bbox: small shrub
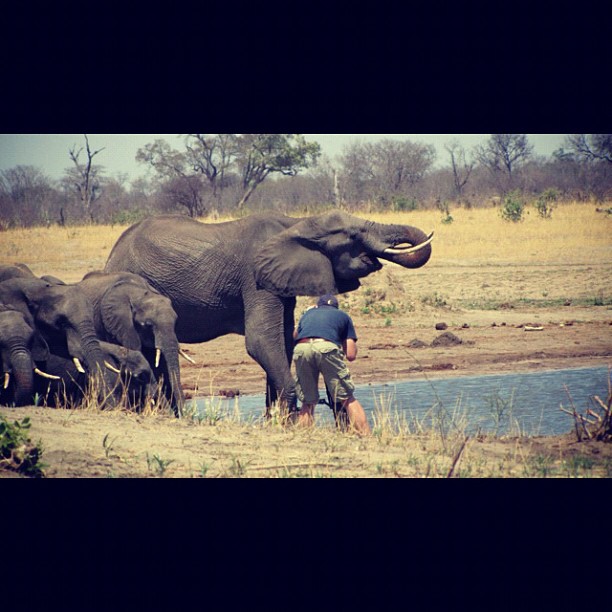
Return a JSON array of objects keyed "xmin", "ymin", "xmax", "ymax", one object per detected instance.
[
  {"xmin": 421, "ymin": 292, "xmax": 449, "ymax": 308},
  {"xmin": 500, "ymin": 191, "xmax": 526, "ymax": 223},
  {"xmin": 535, "ymin": 189, "xmax": 558, "ymax": 219},
  {"xmin": 437, "ymin": 200, "xmax": 454, "ymax": 224},
  {"xmin": 146, "ymin": 452, "xmax": 175, "ymax": 477},
  {"xmin": 0, "ymin": 416, "xmax": 45, "ymax": 478}
]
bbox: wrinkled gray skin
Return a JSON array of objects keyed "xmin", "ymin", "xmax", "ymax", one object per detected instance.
[
  {"xmin": 0, "ymin": 304, "xmax": 50, "ymax": 406},
  {"xmin": 76, "ymin": 271, "xmax": 183, "ymax": 416},
  {"xmin": 105, "ymin": 210, "xmax": 433, "ymax": 412},
  {"xmin": 0, "ymin": 263, "xmax": 37, "ymax": 283},
  {"xmin": 0, "ymin": 278, "xmax": 116, "ymax": 404},
  {"xmin": 35, "ymin": 341, "xmax": 158, "ymax": 409},
  {"xmin": 0, "ymin": 263, "xmax": 66, "ymax": 286}
]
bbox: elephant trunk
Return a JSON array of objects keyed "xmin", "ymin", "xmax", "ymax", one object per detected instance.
[
  {"xmin": 9, "ymin": 347, "xmax": 35, "ymax": 406},
  {"xmin": 369, "ymin": 224, "xmax": 433, "ymax": 269},
  {"xmin": 154, "ymin": 333, "xmax": 185, "ymax": 417},
  {"xmin": 68, "ymin": 323, "xmax": 117, "ymax": 401}
]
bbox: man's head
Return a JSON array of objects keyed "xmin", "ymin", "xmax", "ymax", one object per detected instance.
[{"xmin": 317, "ymin": 294, "xmax": 339, "ymax": 308}]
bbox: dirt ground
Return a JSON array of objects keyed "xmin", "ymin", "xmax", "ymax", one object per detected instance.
[{"xmin": 178, "ymin": 309, "xmax": 612, "ymax": 399}]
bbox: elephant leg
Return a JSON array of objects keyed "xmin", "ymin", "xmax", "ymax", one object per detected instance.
[
  {"xmin": 247, "ymin": 337, "xmax": 296, "ymax": 418},
  {"xmin": 244, "ymin": 296, "xmax": 297, "ymax": 419},
  {"xmin": 266, "ymin": 375, "xmax": 278, "ymax": 415}
]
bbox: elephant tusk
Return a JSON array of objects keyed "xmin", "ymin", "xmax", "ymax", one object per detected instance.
[
  {"xmin": 179, "ymin": 348, "xmax": 196, "ymax": 364},
  {"xmin": 104, "ymin": 361, "xmax": 122, "ymax": 375},
  {"xmin": 384, "ymin": 232, "xmax": 434, "ymax": 255},
  {"xmin": 155, "ymin": 348, "xmax": 161, "ymax": 369},
  {"xmin": 34, "ymin": 368, "xmax": 62, "ymax": 381},
  {"xmin": 3, "ymin": 372, "xmax": 9, "ymax": 389},
  {"xmin": 73, "ymin": 357, "xmax": 86, "ymax": 374}
]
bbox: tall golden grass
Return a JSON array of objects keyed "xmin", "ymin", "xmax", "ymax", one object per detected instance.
[{"xmin": 1, "ymin": 203, "xmax": 610, "ymax": 282}]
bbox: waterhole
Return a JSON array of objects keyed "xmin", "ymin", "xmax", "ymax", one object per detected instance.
[{"xmin": 195, "ymin": 366, "xmax": 610, "ymax": 436}]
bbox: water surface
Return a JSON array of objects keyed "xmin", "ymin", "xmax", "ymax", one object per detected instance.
[{"xmin": 195, "ymin": 366, "xmax": 610, "ymax": 436}]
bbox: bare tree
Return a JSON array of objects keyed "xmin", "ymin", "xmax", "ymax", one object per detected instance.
[
  {"xmin": 338, "ymin": 139, "xmax": 436, "ymax": 207},
  {"xmin": 475, "ymin": 134, "xmax": 533, "ymax": 195},
  {"xmin": 445, "ymin": 140, "xmax": 474, "ymax": 200},
  {"xmin": 183, "ymin": 134, "xmax": 238, "ymax": 215},
  {"xmin": 136, "ymin": 139, "xmax": 207, "ymax": 217},
  {"xmin": 0, "ymin": 165, "xmax": 57, "ymax": 227},
  {"xmin": 558, "ymin": 134, "xmax": 612, "ymax": 164},
  {"xmin": 67, "ymin": 134, "xmax": 105, "ymax": 222}
]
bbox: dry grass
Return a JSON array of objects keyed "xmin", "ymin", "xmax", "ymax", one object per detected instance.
[
  {"xmin": 6, "ymin": 391, "xmax": 612, "ymax": 477},
  {"xmin": 366, "ymin": 202, "xmax": 612, "ymax": 264},
  {"xmin": 1, "ymin": 225, "xmax": 126, "ymax": 282}
]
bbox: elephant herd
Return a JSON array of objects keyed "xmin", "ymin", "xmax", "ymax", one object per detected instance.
[
  {"xmin": 1, "ymin": 210, "xmax": 433, "ymax": 418},
  {"xmin": 0, "ymin": 264, "xmax": 185, "ymax": 415}
]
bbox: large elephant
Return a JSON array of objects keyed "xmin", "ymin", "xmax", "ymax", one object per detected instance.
[
  {"xmin": 0, "ymin": 304, "xmax": 57, "ymax": 406},
  {"xmin": 0, "ymin": 277, "xmax": 117, "ymax": 403},
  {"xmin": 35, "ymin": 341, "xmax": 158, "ymax": 410},
  {"xmin": 105, "ymin": 210, "xmax": 433, "ymax": 412},
  {"xmin": 76, "ymin": 271, "xmax": 184, "ymax": 415}
]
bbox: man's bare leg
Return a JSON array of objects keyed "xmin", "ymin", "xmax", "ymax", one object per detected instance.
[
  {"xmin": 344, "ymin": 397, "xmax": 371, "ymax": 435},
  {"xmin": 297, "ymin": 403, "xmax": 316, "ymax": 428}
]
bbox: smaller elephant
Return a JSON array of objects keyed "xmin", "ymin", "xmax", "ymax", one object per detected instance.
[
  {"xmin": 0, "ymin": 304, "xmax": 58, "ymax": 407},
  {"xmin": 77, "ymin": 271, "xmax": 185, "ymax": 416},
  {"xmin": 35, "ymin": 341, "xmax": 158, "ymax": 410}
]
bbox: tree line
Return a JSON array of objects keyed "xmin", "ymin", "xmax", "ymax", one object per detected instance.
[{"xmin": 1, "ymin": 134, "xmax": 611, "ymax": 228}]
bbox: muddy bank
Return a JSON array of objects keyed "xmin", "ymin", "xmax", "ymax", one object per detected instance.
[{"xmin": 178, "ymin": 315, "xmax": 612, "ymax": 399}]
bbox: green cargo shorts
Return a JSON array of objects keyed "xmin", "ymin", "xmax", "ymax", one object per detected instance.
[{"xmin": 292, "ymin": 339, "xmax": 356, "ymax": 405}]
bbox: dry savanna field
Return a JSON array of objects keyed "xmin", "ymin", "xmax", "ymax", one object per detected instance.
[{"xmin": 1, "ymin": 203, "xmax": 611, "ymax": 478}]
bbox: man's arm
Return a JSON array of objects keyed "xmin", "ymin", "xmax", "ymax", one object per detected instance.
[{"xmin": 343, "ymin": 338, "xmax": 358, "ymax": 362}]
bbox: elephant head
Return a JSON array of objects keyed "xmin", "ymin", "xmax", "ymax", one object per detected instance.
[
  {"xmin": 0, "ymin": 278, "xmax": 116, "ymax": 401},
  {"xmin": 98, "ymin": 341, "xmax": 158, "ymax": 409},
  {"xmin": 80, "ymin": 273, "xmax": 184, "ymax": 416},
  {"xmin": 0, "ymin": 304, "xmax": 53, "ymax": 406},
  {"xmin": 253, "ymin": 210, "xmax": 433, "ymax": 297}
]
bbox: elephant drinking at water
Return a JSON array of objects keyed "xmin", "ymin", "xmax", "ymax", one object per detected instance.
[
  {"xmin": 105, "ymin": 210, "xmax": 433, "ymax": 413},
  {"xmin": 34, "ymin": 340, "xmax": 158, "ymax": 409},
  {"xmin": 0, "ymin": 304, "xmax": 57, "ymax": 406},
  {"xmin": 0, "ymin": 277, "xmax": 117, "ymax": 403},
  {"xmin": 76, "ymin": 271, "xmax": 184, "ymax": 416}
]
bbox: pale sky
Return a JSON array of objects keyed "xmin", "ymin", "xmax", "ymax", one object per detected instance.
[{"xmin": 0, "ymin": 134, "xmax": 568, "ymax": 184}]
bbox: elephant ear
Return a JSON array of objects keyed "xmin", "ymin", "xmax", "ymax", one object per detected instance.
[
  {"xmin": 100, "ymin": 287, "xmax": 142, "ymax": 351},
  {"xmin": 253, "ymin": 222, "xmax": 338, "ymax": 297}
]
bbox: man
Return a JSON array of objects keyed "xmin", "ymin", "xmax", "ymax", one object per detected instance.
[{"xmin": 292, "ymin": 294, "xmax": 371, "ymax": 435}]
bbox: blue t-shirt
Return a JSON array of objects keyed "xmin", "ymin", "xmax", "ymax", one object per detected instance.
[{"xmin": 295, "ymin": 306, "xmax": 357, "ymax": 347}]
